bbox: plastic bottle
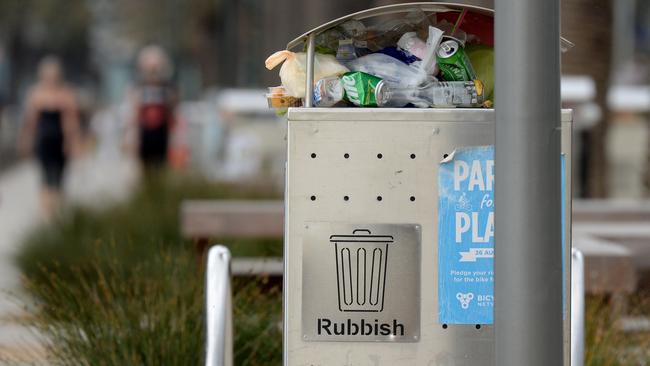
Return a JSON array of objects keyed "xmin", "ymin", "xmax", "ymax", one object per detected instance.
[{"xmin": 377, "ymin": 80, "xmax": 485, "ymax": 108}]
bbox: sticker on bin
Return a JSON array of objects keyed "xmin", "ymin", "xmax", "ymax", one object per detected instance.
[
  {"xmin": 301, "ymin": 223, "xmax": 421, "ymax": 342},
  {"xmin": 438, "ymin": 145, "xmax": 494, "ymax": 325},
  {"xmin": 437, "ymin": 148, "xmax": 568, "ymax": 325}
]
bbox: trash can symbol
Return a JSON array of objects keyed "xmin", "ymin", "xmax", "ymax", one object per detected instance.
[{"xmin": 330, "ymin": 229, "xmax": 394, "ymax": 312}]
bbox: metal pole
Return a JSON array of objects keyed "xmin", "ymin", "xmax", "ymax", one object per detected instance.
[
  {"xmin": 205, "ymin": 245, "xmax": 233, "ymax": 366},
  {"xmin": 304, "ymin": 33, "xmax": 316, "ymax": 107},
  {"xmin": 494, "ymin": 0, "xmax": 563, "ymax": 365},
  {"xmin": 571, "ymin": 249, "xmax": 585, "ymax": 366}
]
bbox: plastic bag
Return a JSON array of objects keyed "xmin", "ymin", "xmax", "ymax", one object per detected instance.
[
  {"xmin": 418, "ymin": 26, "xmax": 444, "ymax": 76},
  {"xmin": 363, "ymin": 9, "xmax": 431, "ymax": 51},
  {"xmin": 346, "ymin": 26, "xmax": 442, "ymax": 89},
  {"xmin": 265, "ymin": 50, "xmax": 349, "ymax": 98},
  {"xmin": 377, "ymin": 47, "xmax": 419, "ymax": 64},
  {"xmin": 347, "ymin": 53, "xmax": 430, "ymax": 89}
]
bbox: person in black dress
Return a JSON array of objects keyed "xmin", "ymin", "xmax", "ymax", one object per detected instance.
[{"xmin": 19, "ymin": 56, "xmax": 81, "ymax": 217}]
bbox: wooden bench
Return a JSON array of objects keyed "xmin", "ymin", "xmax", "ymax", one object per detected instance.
[
  {"xmin": 573, "ymin": 199, "xmax": 650, "ymax": 289},
  {"xmin": 181, "ymin": 200, "xmax": 284, "ymax": 239},
  {"xmin": 231, "ymin": 257, "xmax": 283, "ymax": 276},
  {"xmin": 181, "ymin": 200, "xmax": 284, "ymax": 275},
  {"xmin": 572, "ymin": 234, "xmax": 636, "ymax": 295},
  {"xmin": 573, "ymin": 199, "xmax": 650, "ymax": 223}
]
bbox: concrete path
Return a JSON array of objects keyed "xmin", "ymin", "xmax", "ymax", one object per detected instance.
[
  {"xmin": 0, "ymin": 154, "xmax": 137, "ymax": 364},
  {"xmin": 0, "ymin": 162, "xmax": 46, "ymax": 363}
]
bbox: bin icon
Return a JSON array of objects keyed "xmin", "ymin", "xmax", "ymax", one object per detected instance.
[{"xmin": 330, "ymin": 229, "xmax": 394, "ymax": 312}]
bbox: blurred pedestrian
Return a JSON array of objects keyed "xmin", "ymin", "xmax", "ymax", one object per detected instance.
[
  {"xmin": 127, "ymin": 45, "xmax": 177, "ymax": 169},
  {"xmin": 18, "ymin": 56, "xmax": 81, "ymax": 218}
]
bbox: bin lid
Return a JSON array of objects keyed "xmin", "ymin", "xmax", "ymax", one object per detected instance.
[
  {"xmin": 287, "ymin": 1, "xmax": 571, "ymax": 50},
  {"xmin": 330, "ymin": 229, "xmax": 394, "ymax": 243}
]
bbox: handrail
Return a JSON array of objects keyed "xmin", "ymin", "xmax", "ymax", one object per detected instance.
[
  {"xmin": 205, "ymin": 245, "xmax": 233, "ymax": 366},
  {"xmin": 571, "ymin": 249, "xmax": 585, "ymax": 366}
]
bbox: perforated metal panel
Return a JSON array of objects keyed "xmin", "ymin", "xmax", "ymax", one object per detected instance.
[{"xmin": 284, "ymin": 108, "xmax": 572, "ymax": 365}]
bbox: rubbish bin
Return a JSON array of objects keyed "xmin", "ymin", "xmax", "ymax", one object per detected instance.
[
  {"xmin": 330, "ymin": 229, "xmax": 394, "ymax": 312},
  {"xmin": 282, "ymin": 2, "xmax": 572, "ymax": 365}
]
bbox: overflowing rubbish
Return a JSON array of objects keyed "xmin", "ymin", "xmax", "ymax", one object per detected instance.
[
  {"xmin": 266, "ymin": 8, "xmax": 564, "ymax": 109},
  {"xmin": 313, "ymin": 76, "xmax": 345, "ymax": 107},
  {"xmin": 436, "ymin": 37, "xmax": 476, "ymax": 81},
  {"xmin": 265, "ymin": 50, "xmax": 348, "ymax": 97},
  {"xmin": 266, "ymin": 86, "xmax": 302, "ymax": 108},
  {"xmin": 341, "ymin": 71, "xmax": 385, "ymax": 107},
  {"xmin": 379, "ymin": 80, "xmax": 485, "ymax": 108},
  {"xmin": 346, "ymin": 53, "xmax": 431, "ymax": 89}
]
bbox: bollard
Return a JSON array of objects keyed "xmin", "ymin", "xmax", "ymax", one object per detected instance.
[
  {"xmin": 571, "ymin": 249, "xmax": 585, "ymax": 366},
  {"xmin": 205, "ymin": 245, "xmax": 233, "ymax": 366}
]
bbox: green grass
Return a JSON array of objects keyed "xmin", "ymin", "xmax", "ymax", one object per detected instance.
[
  {"xmin": 15, "ymin": 171, "xmax": 283, "ymax": 365},
  {"xmin": 24, "ymin": 250, "xmax": 205, "ymax": 365},
  {"xmin": 585, "ymin": 295, "xmax": 650, "ymax": 365}
]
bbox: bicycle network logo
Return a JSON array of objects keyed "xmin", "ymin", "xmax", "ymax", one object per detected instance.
[{"xmin": 456, "ymin": 292, "xmax": 474, "ymax": 310}]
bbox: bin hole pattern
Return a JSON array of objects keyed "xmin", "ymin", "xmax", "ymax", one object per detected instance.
[
  {"xmin": 442, "ymin": 324, "xmax": 448, "ymax": 329},
  {"xmin": 443, "ymin": 153, "xmax": 449, "ymax": 159},
  {"xmin": 309, "ymin": 152, "xmax": 420, "ymax": 202},
  {"xmin": 475, "ymin": 324, "xmax": 481, "ymax": 330}
]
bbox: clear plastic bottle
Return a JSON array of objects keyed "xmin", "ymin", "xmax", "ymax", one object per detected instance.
[{"xmin": 377, "ymin": 80, "xmax": 485, "ymax": 108}]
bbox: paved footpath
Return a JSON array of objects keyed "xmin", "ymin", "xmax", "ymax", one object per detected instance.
[
  {"xmin": 0, "ymin": 155, "xmax": 136, "ymax": 364},
  {"xmin": 0, "ymin": 162, "xmax": 46, "ymax": 363}
]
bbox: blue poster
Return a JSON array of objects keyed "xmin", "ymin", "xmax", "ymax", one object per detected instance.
[
  {"xmin": 561, "ymin": 154, "xmax": 567, "ymax": 319},
  {"xmin": 438, "ymin": 147, "xmax": 567, "ymax": 325},
  {"xmin": 438, "ymin": 146, "xmax": 494, "ymax": 324}
]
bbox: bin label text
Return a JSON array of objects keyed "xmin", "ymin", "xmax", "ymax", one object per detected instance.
[{"xmin": 302, "ymin": 223, "xmax": 421, "ymax": 342}]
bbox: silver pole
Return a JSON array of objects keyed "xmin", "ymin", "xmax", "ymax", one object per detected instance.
[
  {"xmin": 205, "ymin": 245, "xmax": 233, "ymax": 366},
  {"xmin": 304, "ymin": 33, "xmax": 316, "ymax": 107},
  {"xmin": 494, "ymin": 0, "xmax": 563, "ymax": 365},
  {"xmin": 571, "ymin": 249, "xmax": 585, "ymax": 366}
]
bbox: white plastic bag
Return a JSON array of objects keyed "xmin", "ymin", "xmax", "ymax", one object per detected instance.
[
  {"xmin": 265, "ymin": 50, "xmax": 349, "ymax": 98},
  {"xmin": 347, "ymin": 26, "xmax": 443, "ymax": 89},
  {"xmin": 347, "ymin": 53, "xmax": 430, "ymax": 89},
  {"xmin": 418, "ymin": 26, "xmax": 444, "ymax": 75}
]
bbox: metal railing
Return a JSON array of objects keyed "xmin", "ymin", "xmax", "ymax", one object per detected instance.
[
  {"xmin": 205, "ymin": 245, "xmax": 233, "ymax": 366},
  {"xmin": 571, "ymin": 248, "xmax": 585, "ymax": 366}
]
